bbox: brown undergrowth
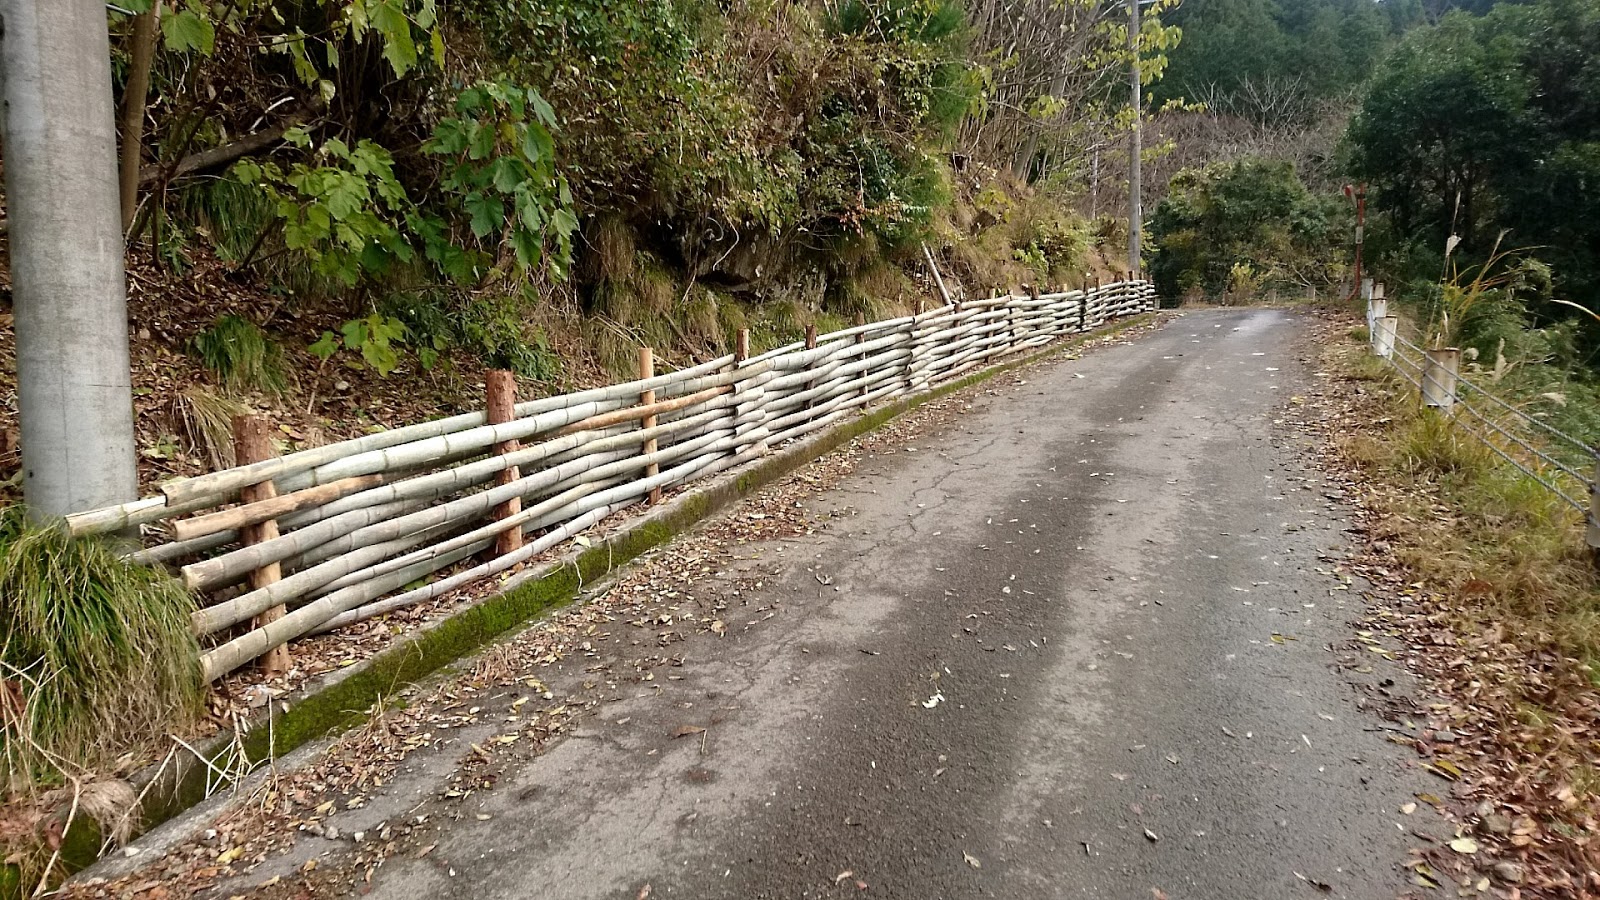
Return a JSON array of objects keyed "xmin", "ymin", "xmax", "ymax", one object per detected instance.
[{"xmin": 1307, "ymin": 308, "xmax": 1600, "ymax": 897}]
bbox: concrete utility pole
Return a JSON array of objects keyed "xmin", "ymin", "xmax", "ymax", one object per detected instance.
[
  {"xmin": 1128, "ymin": 0, "xmax": 1142, "ymax": 277},
  {"xmin": 0, "ymin": 0, "xmax": 140, "ymax": 517}
]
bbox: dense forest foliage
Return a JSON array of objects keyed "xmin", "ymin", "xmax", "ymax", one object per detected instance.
[
  {"xmin": 1346, "ymin": 0, "xmax": 1600, "ymax": 315},
  {"xmin": 79, "ymin": 0, "xmax": 1176, "ymax": 402},
  {"xmin": 0, "ymin": 0, "xmax": 1585, "ymax": 461},
  {"xmin": 1147, "ymin": 0, "xmax": 1600, "ymax": 453},
  {"xmin": 1149, "ymin": 0, "xmax": 1598, "ymax": 314}
]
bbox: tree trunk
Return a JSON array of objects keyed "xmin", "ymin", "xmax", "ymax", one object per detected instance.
[
  {"xmin": 119, "ymin": 1, "xmax": 161, "ymax": 233},
  {"xmin": 0, "ymin": 0, "xmax": 140, "ymax": 519}
]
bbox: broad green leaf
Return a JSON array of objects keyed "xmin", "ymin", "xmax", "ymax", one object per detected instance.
[
  {"xmin": 161, "ymin": 9, "xmax": 215, "ymax": 54},
  {"xmin": 341, "ymin": 319, "xmax": 368, "ymax": 347},
  {"xmin": 465, "ymin": 193, "xmax": 503, "ymax": 239},
  {"xmin": 551, "ymin": 207, "xmax": 579, "ymax": 239},
  {"xmin": 430, "ymin": 28, "xmax": 446, "ymax": 68},
  {"xmin": 370, "ymin": 0, "xmax": 418, "ymax": 76},
  {"xmin": 522, "ymin": 122, "xmax": 554, "ymax": 164},
  {"xmin": 468, "ymin": 121, "xmax": 496, "ymax": 160},
  {"xmin": 511, "ymin": 228, "xmax": 541, "ymax": 268},
  {"xmin": 308, "ymin": 331, "xmax": 341, "ymax": 360},
  {"xmin": 490, "ymin": 158, "xmax": 523, "ymax": 194},
  {"xmin": 528, "ymin": 91, "xmax": 557, "ymax": 127}
]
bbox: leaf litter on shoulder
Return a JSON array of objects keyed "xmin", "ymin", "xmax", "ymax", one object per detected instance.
[{"xmin": 1292, "ymin": 308, "xmax": 1600, "ymax": 899}]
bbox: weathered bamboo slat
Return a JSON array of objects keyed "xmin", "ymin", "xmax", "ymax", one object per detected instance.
[
  {"xmin": 194, "ymin": 423, "xmax": 747, "ymax": 634},
  {"xmin": 171, "ymin": 475, "xmax": 384, "ymax": 542},
  {"xmin": 155, "ymin": 355, "xmax": 740, "ymax": 511},
  {"xmin": 309, "ymin": 474, "xmax": 624, "ymax": 602},
  {"xmin": 199, "ymin": 438, "xmax": 755, "ymax": 679},
  {"xmin": 65, "ymin": 492, "xmax": 223, "ymax": 538},
  {"xmin": 182, "ymin": 411, "xmax": 706, "ymax": 590}
]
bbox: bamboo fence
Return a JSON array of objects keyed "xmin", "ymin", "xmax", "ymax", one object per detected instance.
[{"xmin": 66, "ymin": 280, "xmax": 1156, "ymax": 682}]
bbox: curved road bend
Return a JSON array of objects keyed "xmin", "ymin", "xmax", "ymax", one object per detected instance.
[{"xmin": 347, "ymin": 308, "xmax": 1437, "ymax": 900}]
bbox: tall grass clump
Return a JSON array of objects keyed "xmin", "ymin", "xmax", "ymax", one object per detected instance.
[
  {"xmin": 190, "ymin": 314, "xmax": 288, "ymax": 396},
  {"xmin": 1397, "ymin": 408, "xmax": 1495, "ymax": 480},
  {"xmin": 0, "ymin": 507, "xmax": 201, "ymax": 791}
]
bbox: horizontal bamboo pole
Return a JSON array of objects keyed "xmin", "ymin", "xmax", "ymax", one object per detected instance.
[
  {"xmin": 182, "ymin": 411, "xmax": 704, "ymax": 590},
  {"xmin": 309, "ymin": 474, "xmax": 623, "ymax": 602},
  {"xmin": 146, "ymin": 356, "xmax": 741, "ymax": 512},
  {"xmin": 65, "ymin": 492, "xmax": 223, "ymax": 538},
  {"xmin": 200, "ymin": 438, "xmax": 757, "ymax": 679},
  {"xmin": 171, "ymin": 475, "xmax": 382, "ymax": 542},
  {"xmin": 194, "ymin": 422, "xmax": 748, "ymax": 634},
  {"xmin": 555, "ymin": 384, "xmax": 731, "ymax": 436},
  {"xmin": 306, "ymin": 425, "xmax": 743, "ymax": 600}
]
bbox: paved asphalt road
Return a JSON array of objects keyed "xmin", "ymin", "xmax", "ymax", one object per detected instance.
[{"xmin": 322, "ymin": 309, "xmax": 1440, "ymax": 900}]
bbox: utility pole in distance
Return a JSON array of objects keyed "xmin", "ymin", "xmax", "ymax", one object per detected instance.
[
  {"xmin": 1128, "ymin": 0, "xmax": 1142, "ymax": 278},
  {"xmin": 0, "ymin": 0, "xmax": 140, "ymax": 518}
]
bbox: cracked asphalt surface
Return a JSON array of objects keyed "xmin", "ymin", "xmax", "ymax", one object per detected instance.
[{"xmin": 331, "ymin": 309, "xmax": 1439, "ymax": 900}]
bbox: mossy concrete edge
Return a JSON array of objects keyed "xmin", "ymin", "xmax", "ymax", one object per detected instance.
[{"xmin": 29, "ymin": 313, "xmax": 1154, "ymax": 897}]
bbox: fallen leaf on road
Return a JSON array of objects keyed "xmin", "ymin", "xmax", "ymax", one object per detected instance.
[
  {"xmin": 673, "ymin": 725, "xmax": 706, "ymax": 738},
  {"xmin": 1427, "ymin": 759, "xmax": 1464, "ymax": 780},
  {"xmin": 963, "ymin": 851, "xmax": 981, "ymax": 869},
  {"xmin": 636, "ymin": 885, "xmax": 651, "ymax": 900},
  {"xmin": 1449, "ymin": 836, "xmax": 1480, "ymax": 854},
  {"xmin": 1294, "ymin": 871, "xmax": 1333, "ymax": 893},
  {"xmin": 1400, "ymin": 802, "xmax": 1416, "ymax": 815}
]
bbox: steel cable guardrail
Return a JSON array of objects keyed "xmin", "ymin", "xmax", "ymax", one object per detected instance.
[
  {"xmin": 1453, "ymin": 368, "xmax": 1598, "ymax": 467},
  {"xmin": 1450, "ymin": 394, "xmax": 1589, "ymax": 512},
  {"xmin": 1365, "ymin": 294, "xmax": 1600, "ymax": 531}
]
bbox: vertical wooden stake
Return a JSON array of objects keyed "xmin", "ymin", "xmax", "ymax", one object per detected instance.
[
  {"xmin": 728, "ymin": 330, "xmax": 751, "ymax": 453},
  {"xmin": 1025, "ymin": 283, "xmax": 1040, "ymax": 343},
  {"xmin": 233, "ymin": 415, "xmax": 290, "ymax": 676},
  {"xmin": 803, "ymin": 324, "xmax": 819, "ymax": 421},
  {"xmin": 853, "ymin": 312, "xmax": 867, "ymax": 400},
  {"xmin": 639, "ymin": 348, "xmax": 661, "ymax": 505},
  {"xmin": 486, "ymin": 369, "xmax": 522, "ymax": 557}
]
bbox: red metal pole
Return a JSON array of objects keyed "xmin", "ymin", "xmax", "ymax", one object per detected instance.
[{"xmin": 1352, "ymin": 183, "xmax": 1366, "ymax": 302}]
